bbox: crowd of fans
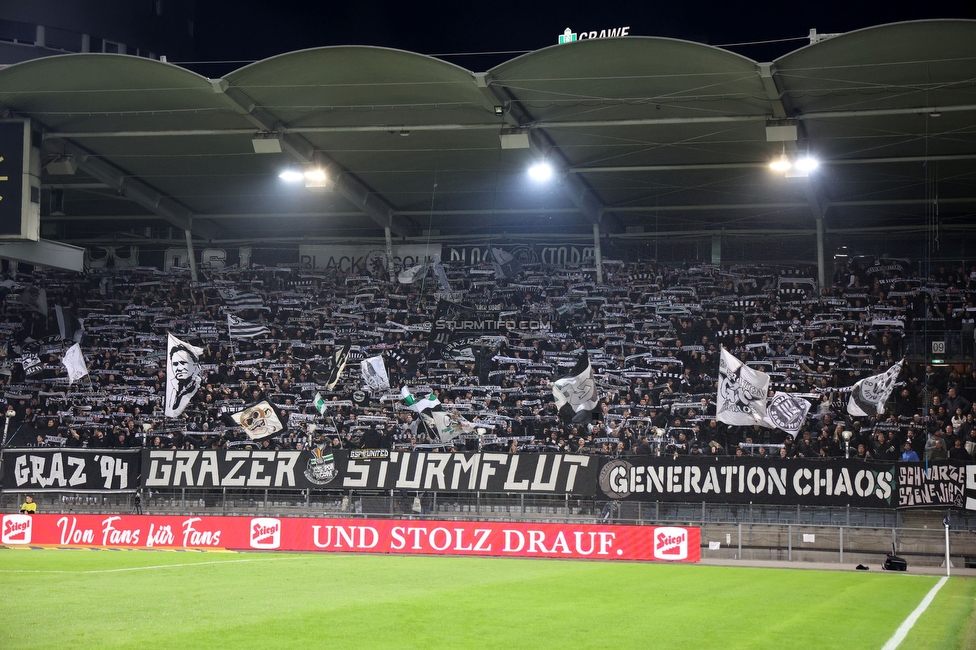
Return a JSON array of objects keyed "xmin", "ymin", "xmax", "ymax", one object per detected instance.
[{"xmin": 2, "ymin": 254, "xmax": 976, "ymax": 464}]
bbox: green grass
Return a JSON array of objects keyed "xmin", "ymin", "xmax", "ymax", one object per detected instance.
[{"xmin": 1, "ymin": 549, "xmax": 974, "ymax": 649}]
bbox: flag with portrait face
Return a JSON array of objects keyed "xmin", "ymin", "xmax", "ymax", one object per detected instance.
[{"xmin": 165, "ymin": 333, "xmax": 204, "ymax": 418}]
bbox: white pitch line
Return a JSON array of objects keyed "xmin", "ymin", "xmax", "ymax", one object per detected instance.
[
  {"xmin": 0, "ymin": 556, "xmax": 299, "ymax": 574},
  {"xmin": 880, "ymin": 576, "xmax": 948, "ymax": 650}
]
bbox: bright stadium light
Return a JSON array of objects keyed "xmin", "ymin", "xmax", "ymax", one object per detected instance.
[
  {"xmin": 279, "ymin": 169, "xmax": 304, "ymax": 182},
  {"xmin": 794, "ymin": 156, "xmax": 819, "ymax": 173},
  {"xmin": 769, "ymin": 153, "xmax": 791, "ymax": 173},
  {"xmin": 528, "ymin": 161, "xmax": 554, "ymax": 182},
  {"xmin": 303, "ymin": 169, "xmax": 327, "ymax": 183}
]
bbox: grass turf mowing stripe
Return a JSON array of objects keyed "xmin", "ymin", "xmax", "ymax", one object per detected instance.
[
  {"xmin": 2, "ymin": 550, "xmax": 973, "ymax": 649},
  {"xmin": 881, "ymin": 576, "xmax": 948, "ymax": 650},
  {"xmin": 0, "ymin": 555, "xmax": 300, "ymax": 574}
]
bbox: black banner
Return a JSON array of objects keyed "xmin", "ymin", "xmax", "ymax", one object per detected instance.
[
  {"xmin": 142, "ymin": 449, "xmax": 314, "ymax": 489},
  {"xmin": 597, "ymin": 457, "xmax": 897, "ymax": 508},
  {"xmin": 1, "ymin": 449, "xmax": 140, "ymax": 492},
  {"xmin": 337, "ymin": 451, "xmax": 597, "ymax": 496},
  {"xmin": 896, "ymin": 462, "xmax": 966, "ymax": 509}
]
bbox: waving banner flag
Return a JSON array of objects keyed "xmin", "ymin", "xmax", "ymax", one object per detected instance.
[
  {"xmin": 491, "ymin": 247, "xmax": 523, "ymax": 280},
  {"xmin": 313, "ymin": 392, "xmax": 328, "ymax": 415},
  {"xmin": 361, "ymin": 355, "xmax": 390, "ymax": 391},
  {"xmin": 227, "ymin": 314, "xmax": 270, "ymax": 339},
  {"xmin": 428, "ymin": 410, "xmax": 476, "ymax": 442},
  {"xmin": 551, "ymin": 352, "xmax": 599, "ymax": 422},
  {"xmin": 716, "ymin": 348, "xmax": 769, "ymax": 426},
  {"xmin": 397, "ymin": 263, "xmax": 427, "ymax": 284},
  {"xmin": 55, "ymin": 305, "xmax": 84, "ymax": 343},
  {"xmin": 231, "ymin": 400, "xmax": 285, "ymax": 440},
  {"xmin": 165, "ymin": 333, "xmax": 204, "ymax": 418},
  {"xmin": 763, "ymin": 393, "xmax": 811, "ymax": 434},
  {"xmin": 18, "ymin": 286, "xmax": 47, "ymax": 316},
  {"xmin": 218, "ymin": 288, "xmax": 266, "ymax": 311},
  {"xmin": 315, "ymin": 343, "xmax": 350, "ymax": 390},
  {"xmin": 62, "ymin": 343, "xmax": 89, "ymax": 384},
  {"xmin": 401, "ymin": 386, "xmax": 440, "ymax": 413},
  {"xmin": 848, "ymin": 360, "xmax": 903, "ymax": 417}
]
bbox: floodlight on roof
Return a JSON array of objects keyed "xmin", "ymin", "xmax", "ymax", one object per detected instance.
[
  {"xmin": 769, "ymin": 154, "xmax": 791, "ymax": 173},
  {"xmin": 279, "ymin": 169, "xmax": 304, "ymax": 182},
  {"xmin": 794, "ymin": 156, "xmax": 819, "ymax": 173},
  {"xmin": 528, "ymin": 161, "xmax": 554, "ymax": 182}
]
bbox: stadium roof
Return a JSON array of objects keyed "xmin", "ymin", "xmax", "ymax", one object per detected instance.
[{"xmin": 1, "ymin": 18, "xmax": 974, "ymax": 249}]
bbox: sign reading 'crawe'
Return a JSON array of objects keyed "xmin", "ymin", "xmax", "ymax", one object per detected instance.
[{"xmin": 12, "ymin": 514, "xmax": 700, "ymax": 562}]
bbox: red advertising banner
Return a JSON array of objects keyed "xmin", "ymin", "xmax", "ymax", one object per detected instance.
[{"xmin": 2, "ymin": 514, "xmax": 700, "ymax": 562}]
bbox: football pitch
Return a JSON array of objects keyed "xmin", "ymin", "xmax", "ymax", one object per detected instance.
[{"xmin": 1, "ymin": 549, "xmax": 974, "ymax": 649}]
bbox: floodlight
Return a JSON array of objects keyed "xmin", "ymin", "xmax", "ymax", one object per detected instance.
[
  {"xmin": 794, "ymin": 156, "xmax": 819, "ymax": 173},
  {"xmin": 303, "ymin": 169, "xmax": 326, "ymax": 182},
  {"xmin": 528, "ymin": 161, "xmax": 554, "ymax": 182},
  {"xmin": 769, "ymin": 154, "xmax": 791, "ymax": 173},
  {"xmin": 279, "ymin": 170, "xmax": 304, "ymax": 182}
]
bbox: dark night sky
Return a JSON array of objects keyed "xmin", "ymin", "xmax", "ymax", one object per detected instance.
[{"xmin": 191, "ymin": 1, "xmax": 976, "ymax": 73}]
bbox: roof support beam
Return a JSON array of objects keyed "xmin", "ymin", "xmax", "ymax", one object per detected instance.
[
  {"xmin": 51, "ymin": 139, "xmax": 218, "ymax": 240},
  {"xmin": 210, "ymin": 79, "xmax": 416, "ymax": 238}
]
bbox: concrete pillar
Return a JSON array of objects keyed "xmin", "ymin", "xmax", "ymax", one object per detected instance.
[
  {"xmin": 184, "ymin": 230, "xmax": 198, "ymax": 282},
  {"xmin": 592, "ymin": 223, "xmax": 603, "ymax": 284}
]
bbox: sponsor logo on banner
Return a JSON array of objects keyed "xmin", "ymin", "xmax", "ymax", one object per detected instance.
[
  {"xmin": 653, "ymin": 526, "xmax": 689, "ymax": 561},
  {"xmin": 250, "ymin": 518, "xmax": 281, "ymax": 549},
  {"xmin": 2, "ymin": 514, "xmax": 32, "ymax": 544}
]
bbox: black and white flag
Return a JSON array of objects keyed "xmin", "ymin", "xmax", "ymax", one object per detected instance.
[
  {"xmin": 848, "ymin": 359, "xmax": 903, "ymax": 417},
  {"xmin": 231, "ymin": 400, "xmax": 285, "ymax": 440},
  {"xmin": 18, "ymin": 286, "xmax": 47, "ymax": 316},
  {"xmin": 361, "ymin": 355, "xmax": 390, "ymax": 391},
  {"xmin": 316, "ymin": 343, "xmax": 350, "ymax": 390},
  {"xmin": 762, "ymin": 393, "xmax": 811, "ymax": 435},
  {"xmin": 717, "ymin": 348, "xmax": 769, "ymax": 426},
  {"xmin": 165, "ymin": 333, "xmax": 204, "ymax": 418},
  {"xmin": 227, "ymin": 314, "xmax": 271, "ymax": 339},
  {"xmin": 55, "ymin": 305, "xmax": 84, "ymax": 343},
  {"xmin": 218, "ymin": 288, "xmax": 266, "ymax": 311},
  {"xmin": 491, "ymin": 248, "xmax": 523, "ymax": 280},
  {"xmin": 551, "ymin": 351, "xmax": 599, "ymax": 422}
]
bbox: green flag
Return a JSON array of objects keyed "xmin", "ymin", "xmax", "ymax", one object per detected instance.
[{"xmin": 313, "ymin": 392, "xmax": 328, "ymax": 415}]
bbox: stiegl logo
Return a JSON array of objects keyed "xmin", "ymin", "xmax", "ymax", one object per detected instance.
[
  {"xmin": 653, "ymin": 526, "xmax": 688, "ymax": 561},
  {"xmin": 2, "ymin": 514, "xmax": 33, "ymax": 544},
  {"xmin": 249, "ymin": 518, "xmax": 281, "ymax": 549}
]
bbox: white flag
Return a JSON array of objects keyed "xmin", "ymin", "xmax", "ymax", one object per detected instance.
[
  {"xmin": 397, "ymin": 263, "xmax": 427, "ymax": 284},
  {"xmin": 429, "ymin": 410, "xmax": 475, "ymax": 442},
  {"xmin": 848, "ymin": 360, "xmax": 903, "ymax": 417},
  {"xmin": 361, "ymin": 355, "xmax": 390, "ymax": 391},
  {"xmin": 62, "ymin": 343, "xmax": 88, "ymax": 384},
  {"xmin": 551, "ymin": 352, "xmax": 599, "ymax": 416},
  {"xmin": 716, "ymin": 348, "xmax": 770, "ymax": 426},
  {"xmin": 165, "ymin": 333, "xmax": 204, "ymax": 418}
]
